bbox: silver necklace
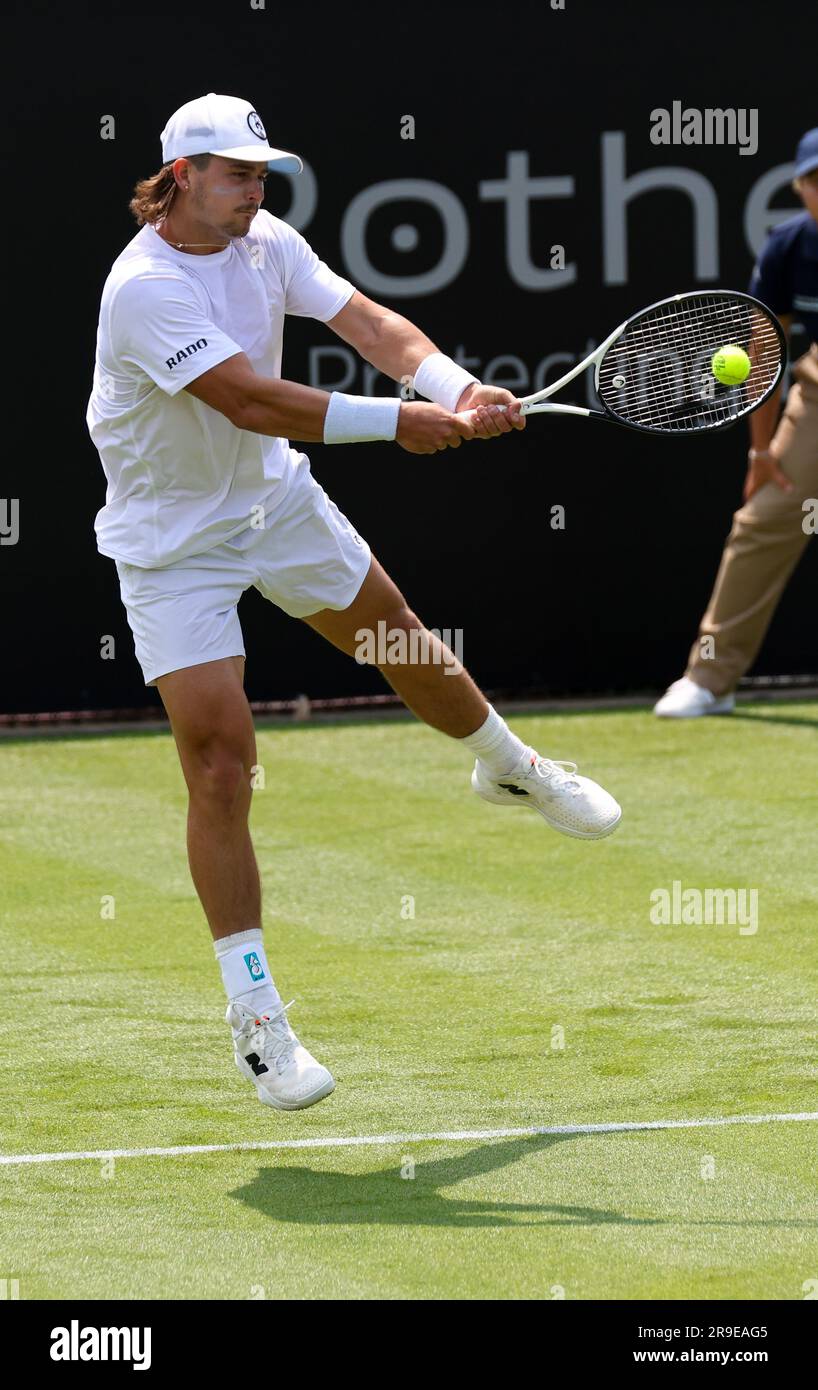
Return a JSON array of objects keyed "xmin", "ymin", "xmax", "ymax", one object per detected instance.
[
  {"xmin": 157, "ymin": 222, "xmax": 231, "ymax": 251},
  {"xmin": 163, "ymin": 239, "xmax": 230, "ymax": 249}
]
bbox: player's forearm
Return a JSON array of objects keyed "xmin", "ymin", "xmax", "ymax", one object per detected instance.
[
  {"xmin": 237, "ymin": 376, "xmax": 332, "ymax": 441},
  {"xmin": 355, "ymin": 305, "xmax": 440, "ymax": 385},
  {"xmin": 236, "ymin": 373, "xmax": 402, "ymax": 446},
  {"xmin": 749, "ymin": 385, "xmax": 782, "ymax": 451}
]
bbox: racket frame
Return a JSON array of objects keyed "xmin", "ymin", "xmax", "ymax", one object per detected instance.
[{"xmin": 510, "ymin": 290, "xmax": 788, "ymax": 436}]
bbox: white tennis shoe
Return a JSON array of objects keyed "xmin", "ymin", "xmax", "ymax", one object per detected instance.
[
  {"xmin": 471, "ymin": 750, "xmax": 621, "ymax": 839},
  {"xmin": 227, "ymin": 998, "xmax": 335, "ymax": 1111},
  {"xmin": 654, "ymin": 676, "xmax": 735, "ymax": 719}
]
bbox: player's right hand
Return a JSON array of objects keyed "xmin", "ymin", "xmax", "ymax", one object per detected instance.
[
  {"xmin": 743, "ymin": 443, "xmax": 793, "ymax": 502},
  {"xmin": 395, "ymin": 402, "xmax": 476, "ymax": 454}
]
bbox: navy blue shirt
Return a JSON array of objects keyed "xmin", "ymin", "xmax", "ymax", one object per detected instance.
[{"xmin": 749, "ymin": 211, "xmax": 818, "ymax": 344}]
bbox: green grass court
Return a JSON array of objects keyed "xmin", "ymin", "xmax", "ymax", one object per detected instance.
[{"xmin": 1, "ymin": 704, "xmax": 817, "ymax": 1299}]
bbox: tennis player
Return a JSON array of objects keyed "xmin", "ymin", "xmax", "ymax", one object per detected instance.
[{"xmin": 86, "ymin": 94, "xmax": 621, "ymax": 1114}]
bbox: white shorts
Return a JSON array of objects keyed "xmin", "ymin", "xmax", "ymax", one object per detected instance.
[{"xmin": 115, "ymin": 459, "xmax": 372, "ymax": 686}]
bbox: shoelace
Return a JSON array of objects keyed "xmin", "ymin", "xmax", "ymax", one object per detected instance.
[
  {"xmin": 239, "ymin": 999, "xmax": 299, "ymax": 1075},
  {"xmin": 529, "ymin": 756, "xmax": 581, "ymax": 792}
]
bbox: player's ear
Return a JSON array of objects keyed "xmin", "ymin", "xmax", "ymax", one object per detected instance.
[{"xmin": 173, "ymin": 158, "xmax": 190, "ymax": 191}]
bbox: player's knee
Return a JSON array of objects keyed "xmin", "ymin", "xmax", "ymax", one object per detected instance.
[
  {"xmin": 370, "ymin": 605, "xmax": 444, "ymax": 671},
  {"xmin": 186, "ymin": 743, "xmax": 252, "ymax": 813},
  {"xmin": 380, "ymin": 605, "xmax": 424, "ymax": 660},
  {"xmin": 352, "ymin": 604, "xmax": 424, "ymax": 665},
  {"xmin": 384, "ymin": 603, "xmax": 423, "ymax": 637}
]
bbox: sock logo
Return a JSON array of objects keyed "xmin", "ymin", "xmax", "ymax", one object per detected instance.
[{"xmin": 243, "ymin": 951, "xmax": 265, "ymax": 982}]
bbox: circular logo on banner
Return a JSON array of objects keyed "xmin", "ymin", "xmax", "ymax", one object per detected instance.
[{"xmin": 247, "ymin": 111, "xmax": 267, "ymax": 140}]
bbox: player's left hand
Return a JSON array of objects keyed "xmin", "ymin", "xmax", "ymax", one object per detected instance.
[{"xmin": 455, "ymin": 384, "xmax": 526, "ymax": 437}]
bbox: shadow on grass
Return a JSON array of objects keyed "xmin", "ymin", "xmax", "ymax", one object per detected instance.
[
  {"xmin": 230, "ymin": 1131, "xmax": 818, "ymax": 1231},
  {"xmin": 229, "ymin": 1134, "xmax": 666, "ymax": 1230}
]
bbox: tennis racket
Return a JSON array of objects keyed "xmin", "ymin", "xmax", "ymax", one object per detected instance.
[{"xmin": 460, "ymin": 290, "xmax": 786, "ymax": 436}]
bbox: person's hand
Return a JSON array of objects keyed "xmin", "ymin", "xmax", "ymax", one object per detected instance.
[
  {"xmin": 743, "ymin": 443, "xmax": 793, "ymax": 503},
  {"xmin": 395, "ymin": 401, "xmax": 476, "ymax": 454},
  {"xmin": 455, "ymin": 383, "xmax": 526, "ymax": 438}
]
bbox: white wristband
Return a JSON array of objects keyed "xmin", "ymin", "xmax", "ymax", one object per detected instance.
[
  {"xmin": 412, "ymin": 352, "xmax": 480, "ymax": 413},
  {"xmin": 323, "ymin": 392, "xmax": 402, "ymax": 444}
]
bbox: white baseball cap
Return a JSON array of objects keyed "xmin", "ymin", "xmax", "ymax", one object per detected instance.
[{"xmin": 160, "ymin": 93, "xmax": 303, "ymax": 172}]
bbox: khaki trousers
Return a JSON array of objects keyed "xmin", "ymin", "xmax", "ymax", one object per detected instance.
[{"xmin": 686, "ymin": 343, "xmax": 818, "ymax": 696}]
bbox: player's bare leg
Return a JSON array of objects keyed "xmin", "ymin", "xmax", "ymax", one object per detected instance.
[
  {"xmin": 157, "ymin": 656, "xmax": 260, "ymax": 941},
  {"xmin": 303, "ymin": 557, "xmax": 621, "ymax": 840},
  {"xmin": 304, "ymin": 557, "xmax": 487, "ymax": 736},
  {"xmin": 156, "ymin": 655, "xmax": 335, "ymax": 1111}
]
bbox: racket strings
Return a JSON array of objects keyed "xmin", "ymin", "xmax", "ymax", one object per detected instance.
[{"xmin": 597, "ymin": 294, "xmax": 783, "ymax": 433}]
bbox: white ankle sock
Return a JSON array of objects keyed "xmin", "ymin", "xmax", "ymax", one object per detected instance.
[
  {"xmin": 459, "ymin": 706, "xmax": 528, "ymax": 776},
  {"xmin": 214, "ymin": 928, "xmax": 283, "ymax": 1016}
]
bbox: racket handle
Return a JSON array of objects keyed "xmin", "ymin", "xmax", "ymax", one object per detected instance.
[{"xmin": 458, "ymin": 403, "xmax": 510, "ymax": 424}]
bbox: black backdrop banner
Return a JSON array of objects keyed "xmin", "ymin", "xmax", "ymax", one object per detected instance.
[{"xmin": 4, "ymin": 0, "xmax": 816, "ymax": 713}]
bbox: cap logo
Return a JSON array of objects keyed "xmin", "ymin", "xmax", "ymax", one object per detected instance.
[{"xmin": 247, "ymin": 111, "xmax": 266, "ymax": 140}]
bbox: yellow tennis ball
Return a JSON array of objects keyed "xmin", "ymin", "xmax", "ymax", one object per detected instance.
[{"xmin": 711, "ymin": 345, "xmax": 751, "ymax": 386}]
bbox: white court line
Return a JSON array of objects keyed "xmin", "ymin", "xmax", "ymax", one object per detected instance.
[{"xmin": 1, "ymin": 1111, "xmax": 817, "ymax": 1167}]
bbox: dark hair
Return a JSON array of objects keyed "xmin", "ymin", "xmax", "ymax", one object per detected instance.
[{"xmin": 128, "ymin": 153, "xmax": 212, "ymax": 226}]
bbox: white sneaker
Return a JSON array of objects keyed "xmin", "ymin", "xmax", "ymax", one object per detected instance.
[
  {"xmin": 227, "ymin": 999, "xmax": 335, "ymax": 1111},
  {"xmin": 471, "ymin": 750, "xmax": 621, "ymax": 840},
  {"xmin": 654, "ymin": 676, "xmax": 735, "ymax": 719}
]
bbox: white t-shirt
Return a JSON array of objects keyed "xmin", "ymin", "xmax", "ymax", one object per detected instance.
[{"xmin": 86, "ymin": 211, "xmax": 355, "ymax": 567}]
